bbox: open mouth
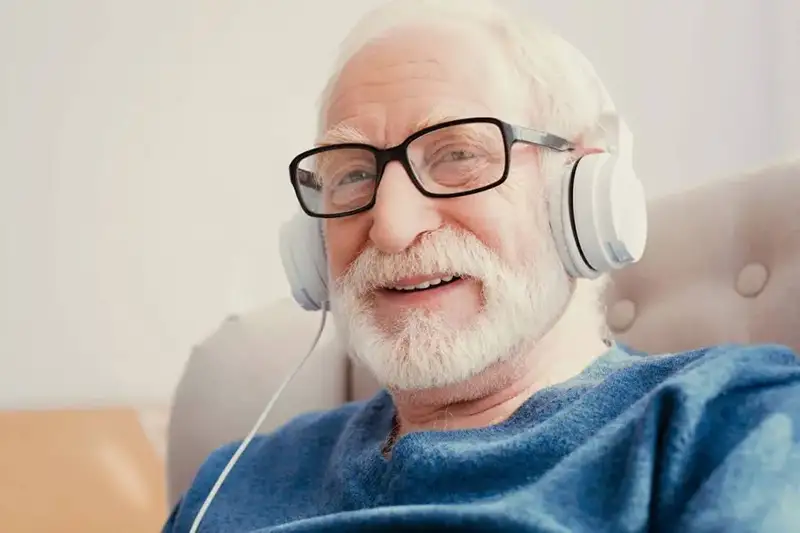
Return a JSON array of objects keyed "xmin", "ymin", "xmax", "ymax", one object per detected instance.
[{"xmin": 384, "ymin": 275, "xmax": 463, "ymax": 293}]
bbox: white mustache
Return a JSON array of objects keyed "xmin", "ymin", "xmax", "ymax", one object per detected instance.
[{"xmin": 334, "ymin": 226, "xmax": 508, "ymax": 296}]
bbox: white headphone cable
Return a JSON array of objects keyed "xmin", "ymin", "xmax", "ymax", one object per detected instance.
[{"xmin": 189, "ymin": 302, "xmax": 329, "ymax": 533}]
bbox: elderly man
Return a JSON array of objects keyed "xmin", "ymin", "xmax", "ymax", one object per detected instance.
[{"xmin": 164, "ymin": 1, "xmax": 800, "ymax": 531}]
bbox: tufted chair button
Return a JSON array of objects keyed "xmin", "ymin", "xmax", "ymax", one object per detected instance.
[
  {"xmin": 736, "ymin": 263, "xmax": 769, "ymax": 298},
  {"xmin": 608, "ymin": 299, "xmax": 637, "ymax": 333}
]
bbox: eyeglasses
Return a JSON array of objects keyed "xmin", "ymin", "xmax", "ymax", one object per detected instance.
[{"xmin": 289, "ymin": 116, "xmax": 575, "ymax": 218}]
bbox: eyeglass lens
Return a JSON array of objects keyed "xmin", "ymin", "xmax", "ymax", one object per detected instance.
[{"xmin": 294, "ymin": 121, "xmax": 506, "ymax": 216}]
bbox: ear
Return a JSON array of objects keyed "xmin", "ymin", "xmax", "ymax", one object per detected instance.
[
  {"xmin": 570, "ymin": 126, "xmax": 605, "ymax": 157},
  {"xmin": 573, "ymin": 112, "xmax": 619, "ymax": 156},
  {"xmin": 574, "ymin": 146, "xmax": 605, "ymax": 158}
]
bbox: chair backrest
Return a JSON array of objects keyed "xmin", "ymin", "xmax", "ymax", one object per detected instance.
[
  {"xmin": 165, "ymin": 304, "xmax": 346, "ymax": 506},
  {"xmin": 0, "ymin": 408, "xmax": 168, "ymax": 532},
  {"xmin": 604, "ymin": 158, "xmax": 800, "ymax": 355},
  {"xmin": 166, "ymin": 157, "xmax": 800, "ymax": 507}
]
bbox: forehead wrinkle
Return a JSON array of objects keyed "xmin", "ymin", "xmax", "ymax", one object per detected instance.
[
  {"xmin": 324, "ymin": 58, "xmax": 452, "ymax": 121},
  {"xmin": 323, "ymin": 74, "xmax": 453, "ymax": 134},
  {"xmin": 319, "ymin": 28, "xmax": 513, "ymax": 148},
  {"xmin": 321, "ymin": 103, "xmax": 492, "ymax": 148}
]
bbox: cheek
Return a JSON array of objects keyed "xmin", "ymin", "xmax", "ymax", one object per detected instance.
[
  {"xmin": 445, "ymin": 162, "xmax": 548, "ymax": 268},
  {"xmin": 446, "ymin": 193, "xmax": 531, "ymax": 266},
  {"xmin": 324, "ymin": 218, "xmax": 369, "ymax": 280},
  {"xmin": 500, "ymin": 158, "xmax": 550, "ymax": 258}
]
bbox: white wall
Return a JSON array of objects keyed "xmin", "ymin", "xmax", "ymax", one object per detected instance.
[{"xmin": 1, "ymin": 0, "xmax": 796, "ymax": 408}]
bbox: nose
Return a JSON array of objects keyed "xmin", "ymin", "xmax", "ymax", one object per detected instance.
[{"xmin": 368, "ymin": 161, "xmax": 442, "ymax": 254}]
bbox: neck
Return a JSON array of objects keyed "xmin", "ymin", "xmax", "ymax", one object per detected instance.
[{"xmin": 391, "ymin": 280, "xmax": 610, "ymax": 435}]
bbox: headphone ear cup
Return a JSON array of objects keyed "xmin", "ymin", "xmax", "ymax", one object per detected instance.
[
  {"xmin": 279, "ymin": 213, "xmax": 329, "ymax": 311},
  {"xmin": 547, "ymin": 169, "xmax": 584, "ymax": 279},
  {"xmin": 569, "ymin": 152, "xmax": 648, "ymax": 276}
]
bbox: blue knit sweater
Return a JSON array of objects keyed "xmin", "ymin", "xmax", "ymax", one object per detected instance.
[{"xmin": 164, "ymin": 344, "xmax": 800, "ymax": 532}]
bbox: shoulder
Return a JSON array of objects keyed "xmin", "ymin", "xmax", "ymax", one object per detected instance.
[
  {"xmin": 655, "ymin": 345, "xmax": 800, "ymax": 529},
  {"xmin": 208, "ymin": 398, "xmax": 367, "ymax": 477},
  {"xmin": 600, "ymin": 344, "xmax": 800, "ymax": 470},
  {"xmin": 657, "ymin": 343, "xmax": 800, "ymax": 393},
  {"xmin": 608, "ymin": 344, "xmax": 800, "ymax": 529},
  {"xmin": 616, "ymin": 342, "xmax": 800, "ymax": 392},
  {"xmin": 208, "ymin": 399, "xmax": 366, "ymax": 471},
  {"xmin": 619, "ymin": 343, "xmax": 800, "ymax": 424},
  {"xmin": 673, "ymin": 342, "xmax": 798, "ymax": 365},
  {"xmin": 162, "ymin": 398, "xmax": 374, "ymax": 532},
  {"xmin": 644, "ymin": 344, "xmax": 800, "ymax": 433},
  {"xmin": 590, "ymin": 343, "xmax": 799, "ymax": 407}
]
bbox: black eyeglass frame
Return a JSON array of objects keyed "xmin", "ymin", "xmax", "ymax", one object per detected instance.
[{"xmin": 289, "ymin": 116, "xmax": 575, "ymax": 219}]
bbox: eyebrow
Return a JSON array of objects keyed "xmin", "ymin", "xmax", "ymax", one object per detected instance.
[
  {"xmin": 317, "ymin": 123, "xmax": 371, "ymax": 146},
  {"xmin": 410, "ymin": 110, "xmax": 464, "ymax": 133},
  {"xmin": 317, "ymin": 109, "xmax": 475, "ymax": 147}
]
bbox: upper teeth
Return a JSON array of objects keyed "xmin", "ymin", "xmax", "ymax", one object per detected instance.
[{"xmin": 389, "ymin": 275, "xmax": 457, "ymax": 291}]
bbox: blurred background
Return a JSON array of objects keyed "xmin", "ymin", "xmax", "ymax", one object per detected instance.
[{"xmin": 0, "ymin": 0, "xmax": 798, "ymax": 530}]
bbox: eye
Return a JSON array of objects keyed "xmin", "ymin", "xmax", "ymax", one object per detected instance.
[
  {"xmin": 427, "ymin": 144, "xmax": 484, "ymax": 168},
  {"xmin": 440, "ymin": 149, "xmax": 477, "ymax": 162},
  {"xmin": 337, "ymin": 170, "xmax": 374, "ymax": 185},
  {"xmin": 328, "ymin": 169, "xmax": 375, "ymax": 209}
]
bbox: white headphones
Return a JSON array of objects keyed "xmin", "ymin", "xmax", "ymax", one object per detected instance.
[{"xmin": 279, "ymin": 112, "xmax": 648, "ymax": 311}]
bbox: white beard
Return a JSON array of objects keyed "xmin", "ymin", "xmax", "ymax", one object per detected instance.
[{"xmin": 330, "ymin": 224, "xmax": 571, "ymax": 391}]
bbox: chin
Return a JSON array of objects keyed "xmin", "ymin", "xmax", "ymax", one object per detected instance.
[
  {"xmin": 329, "ymin": 235, "xmax": 572, "ymax": 391},
  {"xmin": 373, "ymin": 301, "xmax": 482, "ymax": 338},
  {"xmin": 333, "ymin": 291, "xmax": 540, "ymax": 391}
]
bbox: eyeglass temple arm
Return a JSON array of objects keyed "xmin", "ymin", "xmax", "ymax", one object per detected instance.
[
  {"xmin": 296, "ymin": 168, "xmax": 322, "ymax": 191},
  {"xmin": 512, "ymin": 125, "xmax": 575, "ymax": 152}
]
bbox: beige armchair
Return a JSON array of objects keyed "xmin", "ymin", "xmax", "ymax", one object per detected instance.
[
  {"xmin": 0, "ymin": 408, "xmax": 168, "ymax": 533},
  {"xmin": 166, "ymin": 157, "xmax": 800, "ymax": 507}
]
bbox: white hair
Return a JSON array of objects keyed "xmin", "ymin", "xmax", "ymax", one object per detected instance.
[{"xmin": 317, "ymin": 0, "xmax": 616, "ymax": 142}]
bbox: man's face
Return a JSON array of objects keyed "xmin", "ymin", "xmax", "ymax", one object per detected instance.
[{"xmin": 323, "ymin": 24, "xmax": 572, "ymax": 390}]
